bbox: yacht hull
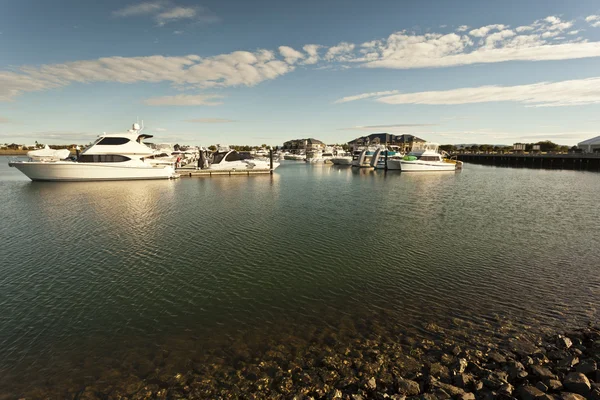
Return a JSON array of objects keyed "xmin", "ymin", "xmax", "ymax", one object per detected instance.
[
  {"xmin": 9, "ymin": 161, "xmax": 179, "ymax": 181},
  {"xmin": 330, "ymin": 157, "xmax": 352, "ymax": 165},
  {"xmin": 398, "ymin": 161, "xmax": 458, "ymax": 171}
]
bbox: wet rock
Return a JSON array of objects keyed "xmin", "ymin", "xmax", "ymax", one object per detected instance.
[
  {"xmin": 517, "ymin": 385, "xmax": 546, "ymax": 400},
  {"xmin": 428, "ymin": 363, "xmax": 450, "ymax": 382},
  {"xmin": 454, "ymin": 358, "xmax": 468, "ymax": 374},
  {"xmin": 489, "ymin": 352, "xmax": 507, "ymax": 364},
  {"xmin": 428, "ymin": 378, "xmax": 465, "ymax": 397},
  {"xmin": 366, "ymin": 377, "xmax": 377, "ymax": 391},
  {"xmin": 558, "ymin": 337, "xmax": 573, "ymax": 350},
  {"xmin": 557, "ymin": 355, "xmax": 579, "ymax": 369},
  {"xmin": 575, "ymin": 359, "xmax": 597, "ymax": 375},
  {"xmin": 546, "ymin": 380, "xmax": 563, "ymax": 391},
  {"xmin": 458, "ymin": 393, "xmax": 475, "ymax": 400},
  {"xmin": 396, "ymin": 377, "xmax": 420, "ymax": 396},
  {"xmin": 509, "ymin": 340, "xmax": 540, "ymax": 357},
  {"xmin": 559, "ymin": 393, "xmax": 586, "ymax": 400},
  {"xmin": 453, "ymin": 373, "xmax": 474, "ymax": 388},
  {"xmin": 351, "ymin": 395, "xmax": 365, "ymax": 400},
  {"xmin": 498, "ymin": 383, "xmax": 514, "ymax": 396},
  {"xmin": 563, "ymin": 372, "xmax": 591, "ymax": 396},
  {"xmin": 531, "ymin": 365, "xmax": 557, "ymax": 380},
  {"xmin": 535, "ymin": 382, "xmax": 548, "ymax": 393},
  {"xmin": 548, "ymin": 350, "xmax": 570, "ymax": 361}
]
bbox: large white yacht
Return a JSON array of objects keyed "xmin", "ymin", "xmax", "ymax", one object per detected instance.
[
  {"xmin": 330, "ymin": 151, "xmax": 353, "ymax": 165},
  {"xmin": 208, "ymin": 147, "xmax": 280, "ymax": 171},
  {"xmin": 387, "ymin": 142, "xmax": 462, "ymax": 171},
  {"xmin": 9, "ymin": 123, "xmax": 179, "ymax": 181}
]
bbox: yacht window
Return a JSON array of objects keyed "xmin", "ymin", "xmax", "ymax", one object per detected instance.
[
  {"xmin": 78, "ymin": 155, "xmax": 131, "ymax": 163},
  {"xmin": 211, "ymin": 152, "xmax": 227, "ymax": 164},
  {"xmin": 419, "ymin": 156, "xmax": 440, "ymax": 161},
  {"xmin": 225, "ymin": 151, "xmax": 242, "ymax": 162},
  {"xmin": 97, "ymin": 137, "xmax": 130, "ymax": 145}
]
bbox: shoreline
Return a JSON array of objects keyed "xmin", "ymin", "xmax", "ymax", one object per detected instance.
[{"xmin": 6, "ymin": 322, "xmax": 599, "ymax": 399}]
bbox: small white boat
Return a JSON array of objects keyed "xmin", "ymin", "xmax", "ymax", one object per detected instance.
[
  {"xmin": 209, "ymin": 148, "xmax": 279, "ymax": 171},
  {"xmin": 351, "ymin": 146, "xmax": 381, "ymax": 168},
  {"xmin": 387, "ymin": 143, "xmax": 462, "ymax": 171},
  {"xmin": 330, "ymin": 151, "xmax": 353, "ymax": 165},
  {"xmin": 373, "ymin": 147, "xmax": 404, "ymax": 169},
  {"xmin": 9, "ymin": 123, "xmax": 179, "ymax": 181},
  {"xmin": 284, "ymin": 153, "xmax": 305, "ymax": 161}
]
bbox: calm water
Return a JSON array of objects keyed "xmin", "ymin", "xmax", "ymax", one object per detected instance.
[{"xmin": 1, "ymin": 157, "xmax": 599, "ymax": 396}]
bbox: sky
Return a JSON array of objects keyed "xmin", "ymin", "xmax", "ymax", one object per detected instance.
[{"xmin": 2, "ymin": 0, "xmax": 600, "ymax": 146}]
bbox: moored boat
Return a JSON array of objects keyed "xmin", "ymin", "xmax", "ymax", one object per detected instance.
[{"xmin": 387, "ymin": 143, "xmax": 462, "ymax": 171}]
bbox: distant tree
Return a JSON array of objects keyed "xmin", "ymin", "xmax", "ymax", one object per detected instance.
[
  {"xmin": 261, "ymin": 143, "xmax": 267, "ymax": 148},
  {"xmin": 174, "ymin": 144, "xmax": 181, "ymax": 151},
  {"xmin": 439, "ymin": 144, "xmax": 456, "ymax": 153},
  {"xmin": 208, "ymin": 145, "xmax": 217, "ymax": 151}
]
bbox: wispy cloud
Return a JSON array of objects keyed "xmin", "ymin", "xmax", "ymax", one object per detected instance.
[
  {"xmin": 153, "ymin": 127, "xmax": 167, "ymax": 131},
  {"xmin": 334, "ymin": 90, "xmax": 399, "ymax": 104},
  {"xmin": 0, "ymin": 117, "xmax": 10, "ymax": 123},
  {"xmin": 185, "ymin": 118, "xmax": 237, "ymax": 123},
  {"xmin": 278, "ymin": 46, "xmax": 305, "ymax": 64},
  {"xmin": 371, "ymin": 77, "xmax": 600, "ymax": 107},
  {"xmin": 144, "ymin": 94, "xmax": 224, "ymax": 106},
  {"xmin": 113, "ymin": 1, "xmax": 219, "ymax": 26},
  {"xmin": 339, "ymin": 123, "xmax": 439, "ymax": 130},
  {"xmin": 586, "ymin": 15, "xmax": 600, "ymax": 28}
]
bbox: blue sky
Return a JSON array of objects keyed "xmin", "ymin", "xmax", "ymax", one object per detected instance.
[{"xmin": 2, "ymin": 0, "xmax": 600, "ymax": 146}]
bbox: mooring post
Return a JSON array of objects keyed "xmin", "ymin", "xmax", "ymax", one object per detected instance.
[
  {"xmin": 269, "ymin": 149, "xmax": 274, "ymax": 174},
  {"xmin": 384, "ymin": 149, "xmax": 388, "ymax": 171}
]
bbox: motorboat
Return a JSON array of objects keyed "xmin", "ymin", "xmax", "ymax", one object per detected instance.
[
  {"xmin": 387, "ymin": 142, "xmax": 463, "ymax": 171},
  {"xmin": 351, "ymin": 146, "xmax": 382, "ymax": 168},
  {"xmin": 8, "ymin": 123, "xmax": 179, "ymax": 181},
  {"xmin": 209, "ymin": 148, "xmax": 280, "ymax": 171},
  {"xmin": 330, "ymin": 151, "xmax": 353, "ymax": 165},
  {"xmin": 373, "ymin": 146, "xmax": 403, "ymax": 169},
  {"xmin": 305, "ymin": 149, "xmax": 323, "ymax": 163},
  {"xmin": 284, "ymin": 152, "xmax": 305, "ymax": 161}
]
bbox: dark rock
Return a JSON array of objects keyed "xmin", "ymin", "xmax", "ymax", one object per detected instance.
[
  {"xmin": 558, "ymin": 355, "xmax": 579, "ymax": 369},
  {"xmin": 366, "ymin": 377, "xmax": 377, "ymax": 391},
  {"xmin": 489, "ymin": 352, "xmax": 508, "ymax": 364},
  {"xmin": 453, "ymin": 373, "xmax": 474, "ymax": 389},
  {"xmin": 509, "ymin": 340, "xmax": 540, "ymax": 358},
  {"xmin": 563, "ymin": 372, "xmax": 591, "ymax": 396},
  {"xmin": 351, "ymin": 395, "xmax": 365, "ymax": 400},
  {"xmin": 531, "ymin": 365, "xmax": 557, "ymax": 380},
  {"xmin": 535, "ymin": 382, "xmax": 548, "ymax": 393},
  {"xmin": 396, "ymin": 377, "xmax": 420, "ymax": 396},
  {"xmin": 428, "ymin": 378, "xmax": 465, "ymax": 397},
  {"xmin": 420, "ymin": 394, "xmax": 437, "ymax": 400},
  {"xmin": 455, "ymin": 358, "xmax": 468, "ymax": 374},
  {"xmin": 545, "ymin": 380, "xmax": 563, "ymax": 391},
  {"xmin": 508, "ymin": 361, "xmax": 527, "ymax": 380},
  {"xmin": 498, "ymin": 383, "xmax": 514, "ymax": 396},
  {"xmin": 428, "ymin": 362, "xmax": 450, "ymax": 382},
  {"xmin": 474, "ymin": 381, "xmax": 484, "ymax": 391},
  {"xmin": 389, "ymin": 395, "xmax": 406, "ymax": 400},
  {"xmin": 458, "ymin": 393, "xmax": 476, "ymax": 400},
  {"xmin": 517, "ymin": 385, "xmax": 546, "ymax": 400},
  {"xmin": 558, "ymin": 337, "xmax": 573, "ymax": 350},
  {"xmin": 575, "ymin": 359, "xmax": 597, "ymax": 375},
  {"xmin": 548, "ymin": 351, "xmax": 570, "ymax": 361},
  {"xmin": 559, "ymin": 393, "xmax": 586, "ymax": 400}
]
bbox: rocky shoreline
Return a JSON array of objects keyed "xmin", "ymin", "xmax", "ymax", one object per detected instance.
[{"xmin": 29, "ymin": 323, "xmax": 591, "ymax": 400}]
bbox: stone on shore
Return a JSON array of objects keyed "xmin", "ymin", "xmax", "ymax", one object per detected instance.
[
  {"xmin": 518, "ymin": 385, "xmax": 546, "ymax": 400},
  {"xmin": 563, "ymin": 372, "xmax": 591, "ymax": 396}
]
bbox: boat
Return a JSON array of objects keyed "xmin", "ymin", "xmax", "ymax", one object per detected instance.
[
  {"xmin": 387, "ymin": 142, "xmax": 463, "ymax": 171},
  {"xmin": 209, "ymin": 147, "xmax": 280, "ymax": 171},
  {"xmin": 373, "ymin": 146, "xmax": 403, "ymax": 169},
  {"xmin": 330, "ymin": 151, "xmax": 353, "ymax": 165},
  {"xmin": 8, "ymin": 123, "xmax": 179, "ymax": 181},
  {"xmin": 351, "ymin": 146, "xmax": 381, "ymax": 168},
  {"xmin": 284, "ymin": 152, "xmax": 305, "ymax": 161},
  {"xmin": 305, "ymin": 149, "xmax": 323, "ymax": 163}
]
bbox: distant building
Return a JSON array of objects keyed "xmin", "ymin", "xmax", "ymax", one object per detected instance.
[
  {"xmin": 577, "ymin": 136, "xmax": 600, "ymax": 153},
  {"xmin": 282, "ymin": 138, "xmax": 325, "ymax": 152},
  {"xmin": 347, "ymin": 133, "xmax": 425, "ymax": 152}
]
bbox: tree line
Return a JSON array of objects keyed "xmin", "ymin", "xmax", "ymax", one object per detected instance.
[{"xmin": 439, "ymin": 141, "xmax": 571, "ymax": 153}]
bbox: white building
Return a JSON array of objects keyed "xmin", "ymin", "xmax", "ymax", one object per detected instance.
[{"xmin": 577, "ymin": 136, "xmax": 600, "ymax": 153}]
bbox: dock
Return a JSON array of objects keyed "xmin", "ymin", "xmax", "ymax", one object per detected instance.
[
  {"xmin": 176, "ymin": 165, "xmax": 273, "ymax": 177},
  {"xmin": 455, "ymin": 153, "xmax": 600, "ymax": 171}
]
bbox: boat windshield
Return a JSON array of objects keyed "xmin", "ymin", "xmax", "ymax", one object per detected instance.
[{"xmin": 211, "ymin": 151, "xmax": 229, "ymax": 164}]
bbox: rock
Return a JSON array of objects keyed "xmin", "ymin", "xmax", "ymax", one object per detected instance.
[
  {"xmin": 489, "ymin": 352, "xmax": 507, "ymax": 364},
  {"xmin": 455, "ymin": 358, "xmax": 468, "ymax": 374},
  {"xmin": 563, "ymin": 372, "xmax": 591, "ymax": 396},
  {"xmin": 428, "ymin": 378, "xmax": 465, "ymax": 397},
  {"xmin": 498, "ymin": 383, "xmax": 514, "ymax": 396},
  {"xmin": 546, "ymin": 380, "xmax": 563, "ymax": 391},
  {"xmin": 558, "ymin": 337, "xmax": 573, "ymax": 350},
  {"xmin": 536, "ymin": 382, "xmax": 548, "ymax": 393},
  {"xmin": 559, "ymin": 393, "xmax": 586, "ymax": 400},
  {"xmin": 508, "ymin": 361, "xmax": 527, "ymax": 380},
  {"xmin": 474, "ymin": 381, "xmax": 484, "ymax": 391},
  {"xmin": 389, "ymin": 395, "xmax": 406, "ymax": 400},
  {"xmin": 548, "ymin": 350, "xmax": 570, "ymax": 361},
  {"xmin": 352, "ymin": 395, "xmax": 365, "ymax": 400},
  {"xmin": 396, "ymin": 377, "xmax": 420, "ymax": 396},
  {"xmin": 531, "ymin": 365, "xmax": 557, "ymax": 380},
  {"xmin": 366, "ymin": 377, "xmax": 377, "ymax": 391},
  {"xmin": 329, "ymin": 389, "xmax": 343, "ymax": 399},
  {"xmin": 575, "ymin": 359, "xmax": 597, "ymax": 375},
  {"xmin": 518, "ymin": 385, "xmax": 546, "ymax": 400},
  {"xmin": 429, "ymin": 362, "xmax": 450, "ymax": 382},
  {"xmin": 453, "ymin": 373, "xmax": 474, "ymax": 389},
  {"xmin": 420, "ymin": 394, "xmax": 437, "ymax": 400},
  {"xmin": 509, "ymin": 340, "xmax": 540, "ymax": 357},
  {"xmin": 558, "ymin": 355, "xmax": 579, "ymax": 369},
  {"xmin": 458, "ymin": 393, "xmax": 476, "ymax": 400}
]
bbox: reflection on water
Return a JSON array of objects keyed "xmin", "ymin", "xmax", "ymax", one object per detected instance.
[{"xmin": 0, "ymin": 158, "xmax": 599, "ymax": 397}]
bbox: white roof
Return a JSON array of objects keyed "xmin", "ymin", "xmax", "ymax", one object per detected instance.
[{"xmin": 578, "ymin": 135, "xmax": 600, "ymax": 146}]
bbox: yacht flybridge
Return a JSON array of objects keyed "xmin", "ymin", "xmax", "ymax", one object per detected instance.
[
  {"xmin": 387, "ymin": 143, "xmax": 463, "ymax": 171},
  {"xmin": 208, "ymin": 147, "xmax": 280, "ymax": 171},
  {"xmin": 9, "ymin": 123, "xmax": 179, "ymax": 181}
]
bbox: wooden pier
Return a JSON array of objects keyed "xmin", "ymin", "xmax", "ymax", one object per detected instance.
[
  {"xmin": 176, "ymin": 167, "xmax": 272, "ymax": 177},
  {"xmin": 455, "ymin": 153, "xmax": 600, "ymax": 171}
]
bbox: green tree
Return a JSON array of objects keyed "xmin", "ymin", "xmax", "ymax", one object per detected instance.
[{"xmin": 208, "ymin": 145, "xmax": 217, "ymax": 151}]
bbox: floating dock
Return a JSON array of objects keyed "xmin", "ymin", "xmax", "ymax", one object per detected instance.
[
  {"xmin": 455, "ymin": 153, "xmax": 600, "ymax": 171},
  {"xmin": 176, "ymin": 167, "xmax": 273, "ymax": 177}
]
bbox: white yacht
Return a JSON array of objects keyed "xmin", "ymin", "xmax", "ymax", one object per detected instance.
[
  {"xmin": 284, "ymin": 152, "xmax": 305, "ymax": 161},
  {"xmin": 305, "ymin": 149, "xmax": 324, "ymax": 163},
  {"xmin": 373, "ymin": 147, "xmax": 404, "ymax": 169},
  {"xmin": 209, "ymin": 148, "xmax": 280, "ymax": 171},
  {"xmin": 8, "ymin": 123, "xmax": 179, "ymax": 181},
  {"xmin": 351, "ymin": 146, "xmax": 382, "ymax": 168},
  {"xmin": 26, "ymin": 145, "xmax": 72, "ymax": 162},
  {"xmin": 330, "ymin": 151, "xmax": 353, "ymax": 165},
  {"xmin": 387, "ymin": 142, "xmax": 462, "ymax": 171}
]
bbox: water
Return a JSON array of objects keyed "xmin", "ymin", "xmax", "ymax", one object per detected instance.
[{"xmin": 1, "ymin": 157, "xmax": 599, "ymax": 397}]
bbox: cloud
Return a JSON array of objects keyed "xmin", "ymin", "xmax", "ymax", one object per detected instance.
[
  {"xmin": 586, "ymin": 16, "xmax": 600, "ymax": 28},
  {"xmin": 469, "ymin": 24, "xmax": 506, "ymax": 37},
  {"xmin": 143, "ymin": 94, "xmax": 224, "ymax": 106},
  {"xmin": 153, "ymin": 127, "xmax": 167, "ymax": 131},
  {"xmin": 173, "ymin": 30, "xmax": 183, "ymax": 34},
  {"xmin": 334, "ymin": 90, "xmax": 399, "ymax": 104},
  {"xmin": 185, "ymin": 118, "xmax": 237, "ymax": 123},
  {"xmin": 302, "ymin": 44, "xmax": 321, "ymax": 64},
  {"xmin": 457, "ymin": 25, "xmax": 469, "ymax": 32},
  {"xmin": 278, "ymin": 46, "xmax": 304, "ymax": 64},
  {"xmin": 325, "ymin": 42, "xmax": 355, "ymax": 61},
  {"xmin": 113, "ymin": 1, "xmax": 219, "ymax": 26},
  {"xmin": 516, "ymin": 26, "xmax": 534, "ymax": 33},
  {"xmin": 339, "ymin": 123, "xmax": 438, "ymax": 130},
  {"xmin": 113, "ymin": 1, "xmax": 164, "ymax": 17},
  {"xmin": 369, "ymin": 77, "xmax": 600, "ymax": 107}
]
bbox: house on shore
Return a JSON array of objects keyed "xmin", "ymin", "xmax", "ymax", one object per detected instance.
[
  {"xmin": 347, "ymin": 133, "xmax": 425, "ymax": 153},
  {"xmin": 282, "ymin": 138, "xmax": 325, "ymax": 152},
  {"xmin": 577, "ymin": 136, "xmax": 600, "ymax": 153}
]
